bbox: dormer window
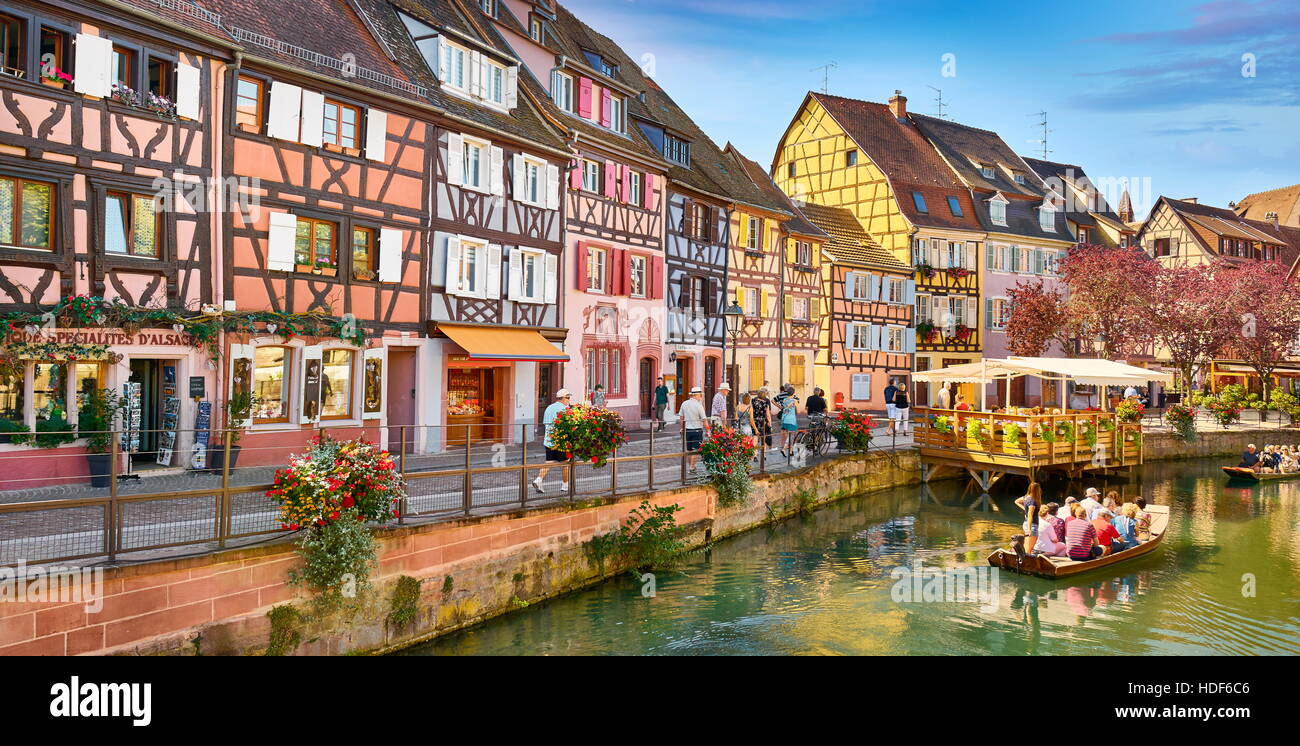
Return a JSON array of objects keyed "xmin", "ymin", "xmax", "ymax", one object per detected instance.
[
  {"xmin": 1013, "ymin": 172, "xmax": 1026, "ymax": 185},
  {"xmin": 988, "ymin": 195, "xmax": 1007, "ymax": 226},
  {"xmin": 980, "ymin": 165, "xmax": 995, "ymax": 179},
  {"xmin": 441, "ymin": 40, "xmax": 467, "ymax": 90},
  {"xmin": 399, "ymin": 11, "xmax": 517, "ymax": 111},
  {"xmin": 1039, "ymin": 203, "xmax": 1056, "ymax": 232},
  {"xmin": 664, "ymin": 133, "xmax": 690, "ymax": 166},
  {"xmin": 479, "ymin": 0, "xmax": 495, "ymax": 15},
  {"xmin": 552, "ymin": 70, "xmax": 573, "ymax": 112},
  {"xmin": 530, "ymin": 17, "xmax": 543, "ymax": 42}
]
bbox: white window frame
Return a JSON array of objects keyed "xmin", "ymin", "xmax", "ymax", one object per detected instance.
[
  {"xmin": 848, "ymin": 324, "xmax": 871, "ymax": 351},
  {"xmin": 990, "ymin": 296, "xmax": 1011, "ymax": 331},
  {"xmin": 886, "ymin": 277, "xmax": 906, "ymax": 304},
  {"xmin": 552, "ymin": 70, "xmax": 573, "ymax": 112},
  {"xmin": 518, "ymin": 154, "xmax": 545, "ymax": 206},
  {"xmin": 1039, "ymin": 204, "xmax": 1056, "ymax": 232},
  {"xmin": 849, "ymin": 273, "xmax": 872, "ymax": 301},
  {"xmin": 517, "ymin": 248, "xmax": 544, "ymax": 303},
  {"xmin": 441, "ymin": 40, "xmax": 468, "ymax": 92},
  {"xmin": 989, "ymin": 198, "xmax": 1007, "ymax": 226},
  {"xmin": 582, "ymin": 160, "xmax": 600, "ymax": 192},
  {"xmin": 608, "ymin": 94, "xmax": 624, "ymax": 133},
  {"xmin": 629, "ymin": 171, "xmax": 643, "ymax": 205},
  {"xmin": 792, "ymin": 297, "xmax": 810, "ymax": 321},
  {"xmin": 915, "ymin": 292, "xmax": 931, "ymax": 323},
  {"xmin": 746, "ymin": 216, "xmax": 762, "ymax": 250},
  {"xmin": 743, "ymin": 287, "xmax": 760, "ymax": 317},
  {"xmin": 947, "ymin": 296, "xmax": 966, "ymax": 327},
  {"xmin": 461, "ymin": 135, "xmax": 490, "ymax": 192},
  {"xmin": 629, "ymin": 254, "xmax": 647, "ymax": 298},
  {"xmin": 886, "ymin": 326, "xmax": 906, "ymax": 353},
  {"xmin": 586, "ymin": 245, "xmax": 607, "ymax": 292},
  {"xmin": 458, "ymin": 238, "xmax": 486, "ymax": 297},
  {"xmin": 486, "ymin": 60, "xmax": 506, "ymax": 105}
]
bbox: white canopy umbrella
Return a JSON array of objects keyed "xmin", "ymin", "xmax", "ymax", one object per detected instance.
[{"xmin": 912, "ymin": 357, "xmax": 1173, "ymax": 411}]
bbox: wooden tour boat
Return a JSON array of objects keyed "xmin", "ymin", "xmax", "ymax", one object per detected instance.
[
  {"xmin": 1221, "ymin": 466, "xmax": 1300, "ymax": 483},
  {"xmin": 987, "ymin": 505, "xmax": 1169, "ymax": 579}
]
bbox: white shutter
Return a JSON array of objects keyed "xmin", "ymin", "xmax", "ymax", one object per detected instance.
[
  {"xmin": 490, "ymin": 147, "xmax": 505, "ymax": 197},
  {"xmin": 869, "ymin": 324, "xmax": 883, "ymax": 351},
  {"xmin": 446, "ymin": 133, "xmax": 464, "ymax": 185},
  {"xmin": 852, "ymin": 374, "xmax": 871, "ymax": 401},
  {"xmin": 933, "ymin": 295, "xmax": 947, "ymax": 328},
  {"xmin": 378, "ymin": 228, "xmax": 403, "ymax": 283},
  {"xmin": 298, "ymin": 345, "xmax": 323, "ymax": 424},
  {"xmin": 506, "ymin": 65, "xmax": 519, "ymax": 108},
  {"xmin": 365, "ymin": 109, "xmax": 388, "ymax": 162},
  {"xmin": 437, "ymin": 37, "xmax": 448, "ymax": 81},
  {"xmin": 905, "ymin": 329, "xmax": 917, "ymax": 354},
  {"xmin": 266, "ymin": 82, "xmax": 303, "ymax": 141},
  {"xmin": 228, "ymin": 344, "xmax": 254, "ymax": 427},
  {"xmin": 470, "ymin": 51, "xmax": 484, "ymax": 98},
  {"xmin": 474, "ymin": 243, "xmax": 491, "ymax": 299},
  {"xmin": 175, "ymin": 64, "xmax": 201, "ymax": 120},
  {"xmin": 362, "ymin": 348, "xmax": 383, "ymax": 420},
  {"xmin": 266, "ymin": 212, "xmax": 297, "ymax": 271},
  {"xmin": 843, "ymin": 272, "xmax": 857, "ymax": 300},
  {"xmin": 966, "ymin": 242, "xmax": 977, "ymax": 269},
  {"xmin": 929, "ymin": 241, "xmax": 942, "ymax": 269},
  {"xmin": 444, "ymin": 235, "xmax": 462, "ymax": 295},
  {"xmin": 966, "ymin": 296, "xmax": 978, "ymax": 329},
  {"xmin": 486, "ymin": 244, "xmax": 503, "ymax": 300},
  {"xmin": 74, "ymin": 33, "xmax": 113, "ymax": 98},
  {"xmin": 544, "ymin": 253, "xmax": 558, "ymax": 304},
  {"xmin": 512, "ymin": 154, "xmax": 526, "ymax": 201},
  {"xmin": 508, "ymin": 248, "xmax": 523, "ymax": 300},
  {"xmin": 545, "ymin": 164, "xmax": 561, "ymax": 210},
  {"xmin": 299, "ymin": 89, "xmax": 325, "ymax": 148}
]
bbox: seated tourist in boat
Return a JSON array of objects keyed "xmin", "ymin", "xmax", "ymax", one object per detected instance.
[
  {"xmin": 1065, "ymin": 504, "xmax": 1104, "ymax": 561},
  {"xmin": 1239, "ymin": 444, "xmax": 1261, "ymax": 472},
  {"xmin": 1098, "ymin": 494, "xmax": 1120, "ymax": 521},
  {"xmin": 1057, "ymin": 496, "xmax": 1078, "ymax": 520},
  {"xmin": 1113, "ymin": 503, "xmax": 1141, "ymax": 550},
  {"xmin": 1014, "ymin": 483, "xmax": 1044, "ymax": 554},
  {"xmin": 1134, "ymin": 497, "xmax": 1153, "ymax": 541},
  {"xmin": 1043, "ymin": 502, "xmax": 1066, "ymax": 544},
  {"xmin": 1091, "ymin": 508, "xmax": 1125, "ymax": 555},
  {"xmin": 1034, "ymin": 504, "xmax": 1069, "ymax": 557},
  {"xmin": 1079, "ymin": 488, "xmax": 1102, "ymax": 519}
]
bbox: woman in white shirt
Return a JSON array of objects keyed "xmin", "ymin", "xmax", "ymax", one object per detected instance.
[{"xmin": 1034, "ymin": 504, "xmax": 1069, "ymax": 557}]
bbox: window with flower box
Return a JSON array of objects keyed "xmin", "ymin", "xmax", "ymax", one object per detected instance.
[
  {"xmin": 104, "ymin": 191, "xmax": 159, "ymax": 258},
  {"xmin": 147, "ymin": 56, "xmax": 172, "ymax": 100},
  {"xmin": 111, "ymin": 45, "xmax": 134, "ymax": 90},
  {"xmin": 39, "ymin": 26, "xmax": 71, "ymax": 88},
  {"xmin": 0, "ymin": 176, "xmax": 54, "ymax": 251},
  {"xmin": 1, "ymin": 14, "xmax": 22, "ymax": 78},
  {"xmin": 294, "ymin": 216, "xmax": 337, "ymax": 273},
  {"xmin": 351, "ymin": 227, "xmax": 377, "ymax": 281}
]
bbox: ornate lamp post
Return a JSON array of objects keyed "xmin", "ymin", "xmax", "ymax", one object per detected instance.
[{"xmin": 723, "ymin": 302, "xmax": 744, "ymax": 406}]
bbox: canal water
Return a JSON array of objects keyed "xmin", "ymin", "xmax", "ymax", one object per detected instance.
[{"xmin": 397, "ymin": 458, "xmax": 1300, "ymax": 656}]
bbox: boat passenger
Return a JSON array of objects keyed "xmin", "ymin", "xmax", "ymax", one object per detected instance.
[
  {"xmin": 1239, "ymin": 444, "xmax": 1261, "ymax": 472},
  {"xmin": 1057, "ymin": 496, "xmax": 1078, "ymax": 521},
  {"xmin": 1091, "ymin": 509, "xmax": 1124, "ymax": 555},
  {"xmin": 1113, "ymin": 503, "xmax": 1141, "ymax": 550},
  {"xmin": 1034, "ymin": 504, "xmax": 1069, "ymax": 557},
  {"xmin": 1134, "ymin": 497, "xmax": 1152, "ymax": 541},
  {"xmin": 1014, "ymin": 482, "xmax": 1044, "ymax": 554},
  {"xmin": 1043, "ymin": 502, "xmax": 1066, "ymax": 544},
  {"xmin": 1097, "ymin": 494, "xmax": 1119, "ymax": 521},
  {"xmin": 1079, "ymin": 488, "xmax": 1102, "ymax": 519},
  {"xmin": 1065, "ymin": 503, "xmax": 1104, "ymax": 561}
]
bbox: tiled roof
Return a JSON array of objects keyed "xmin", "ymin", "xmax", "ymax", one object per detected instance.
[
  {"xmin": 798, "ymin": 203, "xmax": 908, "ymax": 272},
  {"xmin": 810, "ymin": 92, "xmax": 983, "ymax": 233},
  {"xmin": 1235, "ymin": 183, "xmax": 1300, "ymax": 227},
  {"xmin": 726, "ymin": 146, "xmax": 819, "ymax": 234},
  {"xmin": 911, "ymin": 114, "xmax": 1045, "ymax": 199},
  {"xmin": 1021, "ymin": 156, "xmax": 1131, "ymax": 241},
  {"xmin": 1161, "ymin": 197, "xmax": 1300, "ymax": 267}
]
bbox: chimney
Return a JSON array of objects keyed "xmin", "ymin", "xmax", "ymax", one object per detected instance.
[
  {"xmin": 1266, "ymin": 211, "xmax": 1280, "ymax": 228},
  {"xmin": 1182, "ymin": 197, "xmax": 1198, "ymax": 204},
  {"xmin": 889, "ymin": 90, "xmax": 907, "ymax": 120}
]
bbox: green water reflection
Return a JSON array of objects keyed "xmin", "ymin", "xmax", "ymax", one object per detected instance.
[{"xmin": 397, "ymin": 458, "xmax": 1300, "ymax": 656}]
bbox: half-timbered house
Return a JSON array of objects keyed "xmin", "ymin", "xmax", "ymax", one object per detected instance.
[
  {"xmin": 0, "ymin": 0, "xmax": 228, "ymax": 482},
  {"xmin": 799, "ymin": 204, "xmax": 913, "ymax": 412}
]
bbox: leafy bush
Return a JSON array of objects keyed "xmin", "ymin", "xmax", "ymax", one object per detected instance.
[
  {"xmin": 932, "ymin": 415, "xmax": 953, "ymax": 434},
  {"xmin": 1115, "ymin": 398, "xmax": 1144, "ymax": 424},
  {"xmin": 590, "ymin": 500, "xmax": 686, "ymax": 571},
  {"xmin": 9, "ymin": 415, "xmax": 76, "ymax": 448},
  {"xmin": 1165, "ymin": 403, "xmax": 1198, "ymax": 442},
  {"xmin": 76, "ymin": 388, "xmax": 124, "ymax": 454},
  {"xmin": 1003, "ymin": 422, "xmax": 1023, "ymax": 449}
]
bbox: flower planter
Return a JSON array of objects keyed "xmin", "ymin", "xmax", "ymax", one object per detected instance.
[
  {"xmin": 207, "ymin": 445, "xmax": 242, "ymax": 476},
  {"xmin": 86, "ymin": 453, "xmax": 113, "ymax": 488}
]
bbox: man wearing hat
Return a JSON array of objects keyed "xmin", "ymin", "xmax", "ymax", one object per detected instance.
[
  {"xmin": 1078, "ymin": 487, "xmax": 1102, "ymax": 520},
  {"xmin": 533, "ymin": 389, "xmax": 571, "ymax": 493},
  {"xmin": 711, "ymin": 381, "xmax": 731, "ymax": 426},
  {"xmin": 1056, "ymin": 496, "xmax": 1079, "ymax": 521},
  {"xmin": 679, "ymin": 386, "xmax": 709, "ymax": 473}
]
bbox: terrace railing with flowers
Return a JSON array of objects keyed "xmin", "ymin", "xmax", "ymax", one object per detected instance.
[{"xmin": 913, "ymin": 407, "xmax": 1143, "ymax": 469}]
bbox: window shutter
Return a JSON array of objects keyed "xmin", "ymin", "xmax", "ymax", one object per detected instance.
[
  {"xmin": 985, "ymin": 297, "xmax": 994, "ymax": 330},
  {"xmin": 266, "ymin": 82, "xmax": 303, "ymax": 141},
  {"xmin": 512, "ymin": 154, "xmax": 526, "ymax": 201},
  {"xmin": 932, "ymin": 295, "xmax": 946, "ymax": 327},
  {"xmin": 603, "ymin": 161, "xmax": 617, "ymax": 199},
  {"xmin": 783, "ymin": 296, "xmax": 793, "ymax": 323},
  {"xmin": 737, "ymin": 215, "xmax": 749, "ymax": 249},
  {"xmin": 266, "ymin": 212, "xmax": 297, "ymax": 271},
  {"xmin": 600, "ymin": 87, "xmax": 613, "ymax": 128},
  {"xmin": 904, "ymin": 278, "xmax": 916, "ymax": 306},
  {"xmin": 575, "ymin": 241, "xmax": 587, "ymax": 291},
  {"xmin": 643, "ymin": 174, "xmax": 655, "ymax": 210},
  {"xmin": 365, "ymin": 109, "xmax": 388, "ymax": 162},
  {"xmin": 761, "ymin": 290, "xmax": 770, "ymax": 318},
  {"xmin": 651, "ymin": 255, "xmax": 664, "ymax": 300},
  {"xmin": 844, "ymin": 272, "xmax": 857, "ymax": 300},
  {"xmin": 228, "ymin": 345, "xmax": 254, "ymax": 426},
  {"xmin": 966, "ymin": 296, "xmax": 978, "ymax": 330},
  {"xmin": 986, "ymin": 244, "xmax": 996, "ymax": 271},
  {"xmin": 298, "ymin": 345, "xmax": 323, "ymax": 425},
  {"xmin": 437, "ymin": 37, "xmax": 449, "ymax": 81},
  {"xmin": 490, "ymin": 147, "xmax": 505, "ymax": 197},
  {"xmin": 966, "ymin": 242, "xmax": 978, "ymax": 269},
  {"xmin": 74, "ymin": 33, "xmax": 113, "ymax": 98},
  {"xmin": 506, "ymin": 66, "xmax": 519, "ymax": 108},
  {"xmin": 577, "ymin": 77, "xmax": 593, "ymax": 118},
  {"xmin": 299, "ymin": 89, "xmax": 325, "ymax": 148},
  {"xmin": 869, "ymin": 324, "xmax": 882, "ymax": 351},
  {"xmin": 868, "ymin": 274, "xmax": 881, "ymax": 302},
  {"xmin": 446, "ymin": 133, "xmax": 464, "ymax": 185},
  {"xmin": 485, "ymin": 244, "xmax": 502, "ymax": 299},
  {"xmin": 621, "ymin": 165, "xmax": 632, "ymax": 204},
  {"xmin": 362, "ymin": 348, "xmax": 383, "ymax": 420},
  {"xmin": 507, "ymin": 249, "xmax": 523, "ymax": 301},
  {"xmin": 445, "ymin": 235, "xmax": 462, "ymax": 295},
  {"xmin": 810, "ymin": 297, "xmax": 821, "ymax": 324},
  {"xmin": 929, "ymin": 241, "xmax": 943, "ymax": 269},
  {"xmin": 569, "ymin": 161, "xmax": 583, "ymax": 190},
  {"xmin": 175, "ymin": 64, "xmax": 201, "ymax": 119},
  {"xmin": 682, "ymin": 200, "xmax": 694, "ymax": 237},
  {"xmin": 544, "ymin": 252, "xmax": 559, "ymax": 304},
  {"xmin": 545, "ymin": 164, "xmax": 561, "ymax": 209},
  {"xmin": 469, "ymin": 51, "xmax": 484, "ymax": 98},
  {"xmin": 378, "ymin": 228, "xmax": 403, "ymax": 283},
  {"xmin": 612, "ymin": 248, "xmax": 628, "ymax": 295}
]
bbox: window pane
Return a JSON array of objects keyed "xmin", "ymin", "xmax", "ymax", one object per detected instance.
[
  {"xmin": 130, "ymin": 195, "xmax": 157, "ymax": 256},
  {"xmin": 295, "ymin": 220, "xmax": 311, "ymax": 265},
  {"xmin": 74, "ymin": 363, "xmax": 103, "ymax": 425},
  {"xmin": 352, "ymin": 228, "xmax": 373, "ymax": 278},
  {"xmin": 313, "ymin": 221, "xmax": 333, "ymax": 265},
  {"xmin": 104, "ymin": 195, "xmax": 128, "ymax": 254},
  {"xmin": 253, "ymin": 347, "xmax": 290, "ymax": 421},
  {"xmin": 32, "ymin": 363, "xmax": 67, "ymax": 422},
  {"xmin": 320, "ymin": 349, "xmax": 353, "ymax": 418},
  {"xmin": 0, "ymin": 369, "xmax": 23, "ymax": 422},
  {"xmin": 0, "ymin": 177, "xmax": 13, "ymax": 245},
  {"xmin": 20, "ymin": 182, "xmax": 51, "ymax": 248}
]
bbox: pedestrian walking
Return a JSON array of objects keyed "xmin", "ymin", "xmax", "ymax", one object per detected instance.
[
  {"xmin": 679, "ymin": 386, "xmax": 709, "ymax": 473},
  {"xmin": 892, "ymin": 382, "xmax": 911, "ymax": 435},
  {"xmin": 752, "ymin": 387, "xmax": 773, "ymax": 449},
  {"xmin": 653, "ymin": 376, "xmax": 669, "ymax": 431},
  {"xmin": 533, "ymin": 389, "xmax": 572, "ymax": 494},
  {"xmin": 778, "ymin": 384, "xmax": 800, "ymax": 456},
  {"xmin": 883, "ymin": 378, "xmax": 899, "ymax": 435},
  {"xmin": 711, "ymin": 381, "xmax": 731, "ymax": 426}
]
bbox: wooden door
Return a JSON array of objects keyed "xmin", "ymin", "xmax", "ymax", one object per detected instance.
[
  {"xmin": 385, "ymin": 349, "xmax": 416, "ymax": 451},
  {"xmin": 639, "ymin": 358, "xmax": 654, "ymax": 418},
  {"xmin": 704, "ymin": 358, "xmax": 717, "ymax": 410}
]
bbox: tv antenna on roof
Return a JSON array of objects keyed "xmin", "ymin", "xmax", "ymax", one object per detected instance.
[
  {"xmin": 927, "ymin": 86, "xmax": 949, "ymax": 119},
  {"xmin": 810, "ymin": 62, "xmax": 837, "ymax": 94},
  {"xmin": 1028, "ymin": 110, "xmax": 1051, "ymax": 159}
]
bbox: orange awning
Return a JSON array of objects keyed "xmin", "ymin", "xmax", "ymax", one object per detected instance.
[{"xmin": 439, "ymin": 324, "xmax": 569, "ymax": 363}]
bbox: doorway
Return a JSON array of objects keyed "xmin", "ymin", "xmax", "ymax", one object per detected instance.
[
  {"xmin": 704, "ymin": 357, "xmax": 717, "ymax": 410},
  {"xmin": 638, "ymin": 357, "xmax": 654, "ymax": 419},
  {"xmin": 386, "ymin": 348, "xmax": 416, "ymax": 452},
  {"xmin": 675, "ymin": 356, "xmax": 693, "ymax": 398},
  {"xmin": 537, "ymin": 362, "xmax": 555, "ymax": 437},
  {"xmin": 125, "ymin": 359, "xmax": 167, "ymax": 470}
]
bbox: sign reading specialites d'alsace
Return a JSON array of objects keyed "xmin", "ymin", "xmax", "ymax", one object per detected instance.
[{"xmin": 12, "ymin": 329, "xmax": 196, "ymax": 347}]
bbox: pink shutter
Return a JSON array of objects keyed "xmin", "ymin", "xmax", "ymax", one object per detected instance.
[
  {"xmin": 621, "ymin": 165, "xmax": 631, "ymax": 204},
  {"xmin": 569, "ymin": 161, "xmax": 583, "ymax": 190},
  {"xmin": 576, "ymin": 241, "xmax": 588, "ymax": 291},
  {"xmin": 604, "ymin": 161, "xmax": 617, "ymax": 199},
  {"xmin": 600, "ymin": 87, "xmax": 612, "ymax": 128},
  {"xmin": 643, "ymin": 173, "xmax": 655, "ymax": 210},
  {"xmin": 651, "ymin": 255, "xmax": 664, "ymax": 299},
  {"xmin": 577, "ymin": 77, "xmax": 592, "ymax": 119}
]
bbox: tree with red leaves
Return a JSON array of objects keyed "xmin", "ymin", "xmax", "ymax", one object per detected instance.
[
  {"xmin": 1005, "ymin": 279, "xmax": 1070, "ymax": 356},
  {"xmin": 1138, "ymin": 263, "xmax": 1237, "ymax": 392},
  {"xmin": 1056, "ymin": 245, "xmax": 1158, "ymax": 359},
  {"xmin": 1217, "ymin": 261, "xmax": 1300, "ymax": 402}
]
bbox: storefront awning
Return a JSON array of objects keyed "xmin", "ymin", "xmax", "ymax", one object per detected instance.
[{"xmin": 439, "ymin": 324, "xmax": 569, "ymax": 363}]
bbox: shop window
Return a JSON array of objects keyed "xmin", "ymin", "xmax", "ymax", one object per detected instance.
[
  {"xmin": 294, "ymin": 216, "xmax": 336, "ymax": 272},
  {"xmin": 322, "ymin": 99, "xmax": 360, "ymax": 149},
  {"xmin": 32, "ymin": 363, "xmax": 68, "ymax": 422},
  {"xmin": 0, "ymin": 177, "xmax": 54, "ymax": 251},
  {"xmin": 0, "ymin": 14, "xmax": 22, "ymax": 78},
  {"xmin": 0, "ymin": 370, "xmax": 23, "ymax": 426},
  {"xmin": 73, "ymin": 363, "xmax": 104, "ymax": 425},
  {"xmin": 252, "ymin": 346, "xmax": 291, "ymax": 423},
  {"xmin": 39, "ymin": 27, "xmax": 70, "ymax": 88},
  {"xmin": 104, "ymin": 191, "xmax": 159, "ymax": 257},
  {"xmin": 235, "ymin": 75, "xmax": 264, "ymax": 130},
  {"xmin": 351, "ymin": 227, "xmax": 376, "ymax": 281},
  {"xmin": 320, "ymin": 349, "xmax": 354, "ymax": 419}
]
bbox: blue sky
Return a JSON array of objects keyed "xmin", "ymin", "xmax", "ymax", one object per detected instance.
[{"xmin": 565, "ymin": 0, "xmax": 1300, "ymax": 218}]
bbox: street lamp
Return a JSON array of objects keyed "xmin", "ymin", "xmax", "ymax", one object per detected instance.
[{"xmin": 723, "ymin": 302, "xmax": 744, "ymax": 400}]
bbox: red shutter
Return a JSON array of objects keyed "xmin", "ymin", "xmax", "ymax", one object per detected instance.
[
  {"xmin": 576, "ymin": 241, "xmax": 588, "ymax": 291},
  {"xmin": 570, "ymin": 161, "xmax": 583, "ymax": 190},
  {"xmin": 577, "ymin": 77, "xmax": 592, "ymax": 119},
  {"xmin": 604, "ymin": 161, "xmax": 617, "ymax": 199},
  {"xmin": 612, "ymin": 248, "xmax": 627, "ymax": 294},
  {"xmin": 621, "ymin": 165, "xmax": 631, "ymax": 204},
  {"xmin": 651, "ymin": 255, "xmax": 664, "ymax": 299}
]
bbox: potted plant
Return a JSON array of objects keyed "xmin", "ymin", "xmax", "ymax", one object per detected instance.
[
  {"xmin": 915, "ymin": 320, "xmax": 935, "ymax": 342},
  {"xmin": 915, "ymin": 262, "xmax": 935, "ymax": 280},
  {"xmin": 78, "ymin": 388, "xmax": 124, "ymax": 488},
  {"xmin": 700, "ymin": 427, "xmax": 758, "ymax": 507},
  {"xmin": 548, "ymin": 404, "xmax": 628, "ymax": 468},
  {"xmin": 830, "ymin": 410, "xmax": 875, "ymax": 453},
  {"xmin": 210, "ymin": 391, "xmax": 252, "ymax": 475}
]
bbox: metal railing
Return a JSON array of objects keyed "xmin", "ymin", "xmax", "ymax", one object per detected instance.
[{"xmin": 0, "ymin": 419, "xmax": 869, "ymax": 568}]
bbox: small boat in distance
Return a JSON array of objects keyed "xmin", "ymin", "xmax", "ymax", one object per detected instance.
[
  {"xmin": 987, "ymin": 505, "xmax": 1169, "ymax": 579},
  {"xmin": 1222, "ymin": 466, "xmax": 1300, "ymax": 483}
]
